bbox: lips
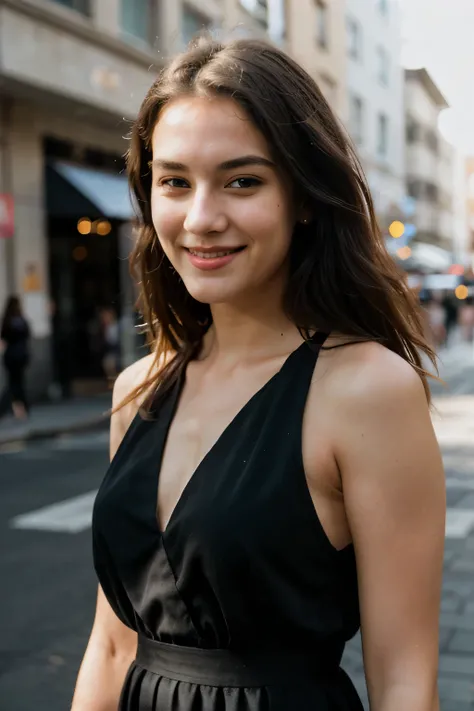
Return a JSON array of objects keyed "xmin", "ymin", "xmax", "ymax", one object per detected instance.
[
  {"xmin": 184, "ymin": 246, "xmax": 246, "ymax": 271},
  {"xmin": 186, "ymin": 247, "xmax": 245, "ymax": 259}
]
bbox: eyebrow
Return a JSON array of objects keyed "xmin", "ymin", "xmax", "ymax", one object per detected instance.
[{"xmin": 151, "ymin": 155, "xmax": 276, "ymax": 171}]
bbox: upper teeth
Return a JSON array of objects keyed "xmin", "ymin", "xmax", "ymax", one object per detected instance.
[{"xmin": 189, "ymin": 249, "xmax": 236, "ymax": 258}]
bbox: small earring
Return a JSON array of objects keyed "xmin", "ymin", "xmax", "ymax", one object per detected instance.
[{"xmin": 302, "ymin": 218, "xmax": 309, "ymax": 225}]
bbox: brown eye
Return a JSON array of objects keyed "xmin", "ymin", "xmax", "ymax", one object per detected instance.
[
  {"xmin": 161, "ymin": 178, "xmax": 189, "ymax": 189},
  {"xmin": 228, "ymin": 177, "xmax": 262, "ymax": 189}
]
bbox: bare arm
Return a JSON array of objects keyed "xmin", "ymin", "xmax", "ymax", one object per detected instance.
[
  {"xmin": 71, "ymin": 357, "xmax": 155, "ymax": 710},
  {"xmin": 71, "ymin": 586, "xmax": 137, "ymax": 711},
  {"xmin": 334, "ymin": 351, "xmax": 445, "ymax": 711}
]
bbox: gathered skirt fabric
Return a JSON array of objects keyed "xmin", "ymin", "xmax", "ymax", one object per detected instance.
[{"xmin": 119, "ymin": 661, "xmax": 364, "ymax": 711}]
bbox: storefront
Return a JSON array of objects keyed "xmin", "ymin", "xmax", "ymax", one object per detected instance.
[{"xmin": 45, "ymin": 149, "xmax": 136, "ymax": 395}]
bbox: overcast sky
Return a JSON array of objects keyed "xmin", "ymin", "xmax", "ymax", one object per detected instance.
[{"xmin": 400, "ymin": 0, "xmax": 474, "ymax": 154}]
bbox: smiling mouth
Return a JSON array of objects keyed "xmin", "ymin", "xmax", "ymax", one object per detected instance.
[{"xmin": 186, "ymin": 247, "xmax": 245, "ymax": 260}]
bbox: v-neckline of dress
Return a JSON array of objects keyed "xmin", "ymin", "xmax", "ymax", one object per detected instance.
[{"xmin": 154, "ymin": 338, "xmax": 313, "ymax": 538}]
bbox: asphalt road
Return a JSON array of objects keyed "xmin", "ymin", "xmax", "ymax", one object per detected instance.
[
  {"xmin": 0, "ymin": 437, "xmax": 108, "ymax": 711},
  {"xmin": 0, "ymin": 352, "xmax": 473, "ymax": 711}
]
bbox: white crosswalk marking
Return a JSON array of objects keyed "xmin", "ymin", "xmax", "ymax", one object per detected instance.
[
  {"xmin": 445, "ymin": 510, "xmax": 474, "ymax": 539},
  {"xmin": 10, "ymin": 491, "xmax": 97, "ymax": 533}
]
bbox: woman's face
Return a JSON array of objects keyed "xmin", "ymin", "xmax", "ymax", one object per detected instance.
[{"xmin": 150, "ymin": 95, "xmax": 297, "ymax": 306}]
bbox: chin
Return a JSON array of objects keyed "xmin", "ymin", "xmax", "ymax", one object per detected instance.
[{"xmin": 183, "ymin": 278, "xmax": 245, "ymax": 306}]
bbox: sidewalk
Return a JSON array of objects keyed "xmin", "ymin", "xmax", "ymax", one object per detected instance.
[{"xmin": 0, "ymin": 394, "xmax": 111, "ymax": 447}]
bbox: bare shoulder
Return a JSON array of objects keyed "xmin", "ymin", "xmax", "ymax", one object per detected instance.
[
  {"xmin": 321, "ymin": 336, "xmax": 427, "ymax": 414},
  {"xmin": 112, "ymin": 353, "xmax": 156, "ymax": 412},
  {"xmin": 314, "ymin": 337, "xmax": 441, "ymax": 493},
  {"xmin": 109, "ymin": 353, "xmax": 157, "ymax": 459}
]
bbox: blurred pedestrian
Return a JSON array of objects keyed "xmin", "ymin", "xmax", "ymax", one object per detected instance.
[
  {"xmin": 73, "ymin": 38, "xmax": 445, "ymax": 711},
  {"xmin": 459, "ymin": 296, "xmax": 474, "ymax": 342},
  {"xmin": 99, "ymin": 307, "xmax": 120, "ymax": 381},
  {"xmin": 426, "ymin": 293, "xmax": 446, "ymax": 349},
  {"xmin": 0, "ymin": 295, "xmax": 31, "ymax": 420},
  {"xmin": 442, "ymin": 292, "xmax": 458, "ymax": 346}
]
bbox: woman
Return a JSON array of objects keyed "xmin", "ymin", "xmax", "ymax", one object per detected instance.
[
  {"xmin": 73, "ymin": 38, "xmax": 445, "ymax": 711},
  {"xmin": 0, "ymin": 295, "xmax": 30, "ymax": 420}
]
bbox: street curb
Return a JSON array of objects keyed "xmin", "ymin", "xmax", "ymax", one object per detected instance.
[{"xmin": 0, "ymin": 413, "xmax": 110, "ymax": 448}]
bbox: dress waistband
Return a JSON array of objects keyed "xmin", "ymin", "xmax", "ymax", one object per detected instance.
[{"xmin": 136, "ymin": 636, "xmax": 343, "ymax": 688}]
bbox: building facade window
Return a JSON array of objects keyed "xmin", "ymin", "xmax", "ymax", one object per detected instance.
[
  {"xmin": 376, "ymin": 46, "xmax": 389, "ymax": 85},
  {"xmin": 182, "ymin": 5, "xmax": 212, "ymax": 45},
  {"xmin": 407, "ymin": 179, "xmax": 421, "ymax": 199},
  {"xmin": 378, "ymin": 0, "xmax": 389, "ymax": 15},
  {"xmin": 347, "ymin": 17, "xmax": 362, "ymax": 61},
  {"xmin": 425, "ymin": 129, "xmax": 439, "ymax": 153},
  {"xmin": 406, "ymin": 118, "xmax": 421, "ymax": 143},
  {"xmin": 377, "ymin": 113, "xmax": 389, "ymax": 157},
  {"xmin": 349, "ymin": 95, "xmax": 364, "ymax": 145},
  {"xmin": 407, "ymin": 180, "xmax": 439, "ymax": 203},
  {"xmin": 316, "ymin": 1, "xmax": 329, "ymax": 49},
  {"xmin": 121, "ymin": 0, "xmax": 153, "ymax": 43},
  {"xmin": 425, "ymin": 182, "xmax": 439, "ymax": 203},
  {"xmin": 50, "ymin": 0, "xmax": 89, "ymax": 14}
]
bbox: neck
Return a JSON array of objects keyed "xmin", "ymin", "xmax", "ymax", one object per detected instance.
[{"xmin": 200, "ymin": 282, "xmax": 302, "ymax": 367}]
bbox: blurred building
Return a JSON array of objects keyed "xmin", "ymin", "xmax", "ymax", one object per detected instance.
[
  {"xmin": 0, "ymin": 0, "xmax": 163, "ymax": 397},
  {"xmin": 403, "ymin": 68, "xmax": 455, "ymax": 272},
  {"xmin": 286, "ymin": 0, "xmax": 347, "ymax": 118},
  {"xmin": 344, "ymin": 0, "xmax": 405, "ymax": 227}
]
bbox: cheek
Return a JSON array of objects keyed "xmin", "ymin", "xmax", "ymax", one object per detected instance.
[
  {"xmin": 239, "ymin": 196, "xmax": 294, "ymax": 249},
  {"xmin": 151, "ymin": 196, "xmax": 183, "ymax": 244}
]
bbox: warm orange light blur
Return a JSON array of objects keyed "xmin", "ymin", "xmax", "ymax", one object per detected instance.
[
  {"xmin": 455, "ymin": 284, "xmax": 469, "ymax": 300},
  {"xmin": 449, "ymin": 264, "xmax": 465, "ymax": 276},
  {"xmin": 389, "ymin": 221, "xmax": 405, "ymax": 238},
  {"xmin": 77, "ymin": 218, "xmax": 91, "ymax": 235},
  {"xmin": 396, "ymin": 246, "xmax": 412, "ymax": 260},
  {"xmin": 73, "ymin": 245, "xmax": 88, "ymax": 261},
  {"xmin": 96, "ymin": 220, "xmax": 112, "ymax": 236}
]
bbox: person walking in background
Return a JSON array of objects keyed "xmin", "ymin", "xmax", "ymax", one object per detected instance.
[
  {"xmin": 0, "ymin": 295, "xmax": 31, "ymax": 420},
  {"xmin": 426, "ymin": 292, "xmax": 447, "ymax": 350},
  {"xmin": 459, "ymin": 296, "xmax": 474, "ymax": 343},
  {"xmin": 72, "ymin": 37, "xmax": 445, "ymax": 711},
  {"xmin": 442, "ymin": 291, "xmax": 459, "ymax": 347},
  {"xmin": 99, "ymin": 307, "xmax": 120, "ymax": 382}
]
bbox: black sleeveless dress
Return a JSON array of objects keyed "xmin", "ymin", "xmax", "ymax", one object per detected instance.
[{"xmin": 92, "ymin": 333, "xmax": 363, "ymax": 711}]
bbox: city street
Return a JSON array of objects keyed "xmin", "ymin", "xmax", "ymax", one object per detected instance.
[{"xmin": 0, "ymin": 351, "xmax": 473, "ymax": 711}]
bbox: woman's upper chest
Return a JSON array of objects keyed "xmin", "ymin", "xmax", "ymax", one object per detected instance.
[
  {"xmin": 157, "ymin": 350, "xmax": 350, "ymax": 551},
  {"xmin": 157, "ymin": 362, "xmax": 281, "ymax": 527}
]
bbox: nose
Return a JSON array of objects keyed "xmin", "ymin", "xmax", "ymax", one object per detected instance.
[{"xmin": 183, "ymin": 188, "xmax": 228, "ymax": 235}]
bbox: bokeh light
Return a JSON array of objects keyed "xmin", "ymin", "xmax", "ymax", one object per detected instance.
[
  {"xmin": 455, "ymin": 284, "xmax": 469, "ymax": 300},
  {"xmin": 96, "ymin": 220, "xmax": 112, "ymax": 236},
  {"xmin": 396, "ymin": 246, "xmax": 412, "ymax": 260},
  {"xmin": 389, "ymin": 221, "xmax": 405, "ymax": 239},
  {"xmin": 77, "ymin": 218, "xmax": 91, "ymax": 235}
]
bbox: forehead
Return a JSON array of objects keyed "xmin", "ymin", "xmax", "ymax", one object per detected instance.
[{"xmin": 151, "ymin": 95, "xmax": 270, "ymax": 162}]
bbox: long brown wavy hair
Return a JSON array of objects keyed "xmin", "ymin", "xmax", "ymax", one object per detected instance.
[{"xmin": 122, "ymin": 36, "xmax": 436, "ymax": 412}]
